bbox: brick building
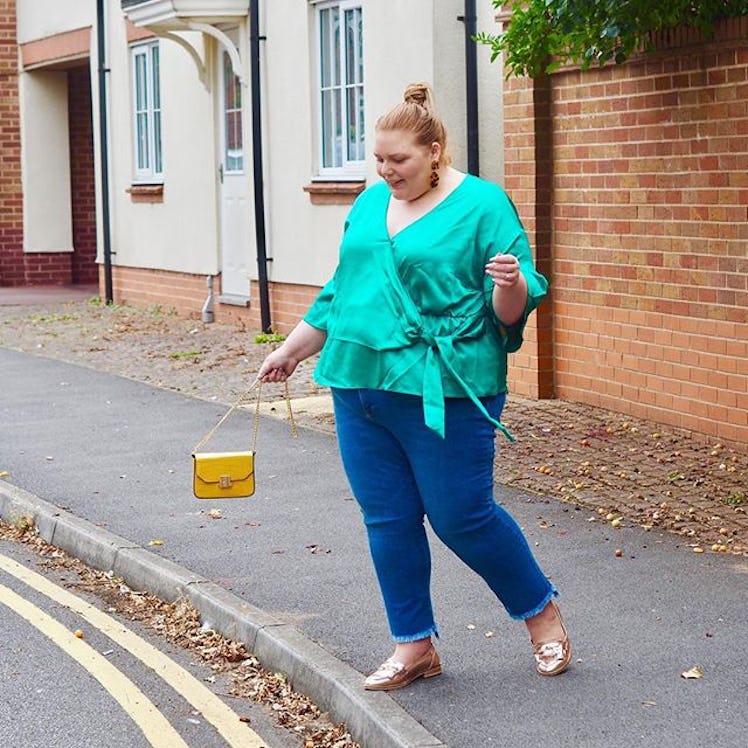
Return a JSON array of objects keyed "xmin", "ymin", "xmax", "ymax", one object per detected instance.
[{"xmin": 0, "ymin": 0, "xmax": 97, "ymax": 286}]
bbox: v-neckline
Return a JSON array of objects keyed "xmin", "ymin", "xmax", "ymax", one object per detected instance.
[{"xmin": 386, "ymin": 174, "xmax": 469, "ymax": 240}]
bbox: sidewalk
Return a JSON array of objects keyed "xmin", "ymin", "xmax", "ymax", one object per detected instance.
[
  {"xmin": 1, "ymin": 292, "xmax": 746, "ymax": 746},
  {"xmin": 1, "ymin": 294, "xmax": 745, "ymax": 555}
]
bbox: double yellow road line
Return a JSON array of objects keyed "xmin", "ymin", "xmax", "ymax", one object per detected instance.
[{"xmin": 0, "ymin": 553, "xmax": 267, "ymax": 747}]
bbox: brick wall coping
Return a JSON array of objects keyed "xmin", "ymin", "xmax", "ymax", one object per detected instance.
[{"xmin": 21, "ymin": 27, "xmax": 91, "ymax": 70}]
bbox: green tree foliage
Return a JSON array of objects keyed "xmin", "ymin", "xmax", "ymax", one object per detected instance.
[{"xmin": 476, "ymin": 0, "xmax": 748, "ymax": 78}]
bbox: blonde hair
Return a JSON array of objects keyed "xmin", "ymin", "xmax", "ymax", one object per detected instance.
[{"xmin": 376, "ymin": 83, "xmax": 452, "ymax": 166}]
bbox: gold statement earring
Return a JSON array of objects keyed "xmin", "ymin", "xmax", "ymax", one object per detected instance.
[{"xmin": 430, "ymin": 160, "xmax": 440, "ymax": 189}]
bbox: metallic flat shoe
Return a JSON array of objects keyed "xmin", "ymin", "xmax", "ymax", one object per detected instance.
[
  {"xmin": 532, "ymin": 601, "xmax": 572, "ymax": 677},
  {"xmin": 364, "ymin": 646, "xmax": 442, "ymax": 691}
]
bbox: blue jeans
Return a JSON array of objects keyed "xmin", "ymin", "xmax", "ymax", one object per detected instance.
[{"xmin": 332, "ymin": 388, "xmax": 557, "ymax": 643}]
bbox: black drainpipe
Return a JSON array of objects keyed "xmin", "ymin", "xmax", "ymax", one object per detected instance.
[
  {"xmin": 458, "ymin": 0, "xmax": 480, "ymax": 176},
  {"xmin": 96, "ymin": 0, "xmax": 113, "ymax": 303},
  {"xmin": 249, "ymin": 0, "xmax": 271, "ymax": 333}
]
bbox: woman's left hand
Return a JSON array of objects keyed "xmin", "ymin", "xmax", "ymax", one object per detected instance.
[{"xmin": 485, "ymin": 253, "xmax": 520, "ymax": 288}]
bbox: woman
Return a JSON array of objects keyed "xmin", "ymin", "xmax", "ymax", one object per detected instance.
[{"xmin": 258, "ymin": 83, "xmax": 571, "ymax": 690}]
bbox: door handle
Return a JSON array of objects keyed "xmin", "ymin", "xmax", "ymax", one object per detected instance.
[{"xmin": 218, "ymin": 163, "xmax": 224, "ymax": 183}]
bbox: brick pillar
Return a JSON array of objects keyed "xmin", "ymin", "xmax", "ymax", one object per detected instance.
[
  {"xmin": 68, "ymin": 66, "xmax": 98, "ymax": 284},
  {"xmin": 0, "ymin": 0, "xmax": 23, "ymax": 286},
  {"xmin": 503, "ymin": 71, "xmax": 555, "ymax": 399}
]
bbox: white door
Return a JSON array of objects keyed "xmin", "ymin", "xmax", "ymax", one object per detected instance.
[{"xmin": 218, "ymin": 45, "xmax": 251, "ymax": 304}]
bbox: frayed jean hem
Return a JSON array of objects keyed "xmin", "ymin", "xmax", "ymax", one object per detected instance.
[
  {"xmin": 391, "ymin": 625, "xmax": 439, "ymax": 644},
  {"xmin": 508, "ymin": 587, "xmax": 559, "ymax": 622}
]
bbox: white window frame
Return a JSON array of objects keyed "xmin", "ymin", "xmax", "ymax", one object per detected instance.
[
  {"xmin": 131, "ymin": 40, "xmax": 163, "ymax": 183},
  {"xmin": 315, "ymin": 0, "xmax": 365, "ymax": 180}
]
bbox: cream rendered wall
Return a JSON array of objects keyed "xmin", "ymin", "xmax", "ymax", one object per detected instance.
[
  {"xmin": 106, "ymin": 19, "xmax": 219, "ymax": 274},
  {"xmin": 433, "ymin": 1, "xmax": 503, "ymax": 185},
  {"xmin": 433, "ymin": 0, "xmax": 467, "ymax": 170},
  {"xmin": 476, "ymin": 0, "xmax": 503, "ymax": 185},
  {"xmin": 16, "ymin": 0, "xmax": 91, "ymax": 43},
  {"xmin": 20, "ymin": 70, "xmax": 73, "ymax": 253}
]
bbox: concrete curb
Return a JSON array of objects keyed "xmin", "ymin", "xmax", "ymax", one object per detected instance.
[{"xmin": 0, "ymin": 481, "xmax": 446, "ymax": 748}]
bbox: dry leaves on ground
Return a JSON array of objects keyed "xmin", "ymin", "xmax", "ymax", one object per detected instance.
[{"xmin": 0, "ymin": 518, "xmax": 360, "ymax": 748}]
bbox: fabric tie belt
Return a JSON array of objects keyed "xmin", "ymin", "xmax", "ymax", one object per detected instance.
[{"xmin": 421, "ymin": 333, "xmax": 515, "ymax": 442}]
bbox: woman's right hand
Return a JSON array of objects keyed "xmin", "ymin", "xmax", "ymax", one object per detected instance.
[
  {"xmin": 257, "ymin": 345, "xmax": 298, "ymax": 383},
  {"xmin": 254, "ymin": 320, "xmax": 327, "ymax": 384}
]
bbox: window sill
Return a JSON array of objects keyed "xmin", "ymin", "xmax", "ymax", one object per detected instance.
[
  {"xmin": 127, "ymin": 184, "xmax": 164, "ymax": 203},
  {"xmin": 303, "ymin": 180, "xmax": 365, "ymax": 205}
]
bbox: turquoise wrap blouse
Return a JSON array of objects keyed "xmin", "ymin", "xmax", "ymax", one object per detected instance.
[{"xmin": 304, "ymin": 174, "xmax": 548, "ymax": 438}]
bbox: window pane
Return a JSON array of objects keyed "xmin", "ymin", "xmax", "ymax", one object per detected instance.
[
  {"xmin": 321, "ymin": 89, "xmax": 335, "ymax": 168},
  {"xmin": 346, "ymin": 85, "xmax": 366, "ymax": 162},
  {"xmin": 153, "ymin": 111, "xmax": 162, "ymax": 173},
  {"xmin": 226, "ymin": 111, "xmax": 243, "ymax": 171},
  {"xmin": 344, "ymin": 9, "xmax": 356, "ymax": 85},
  {"xmin": 319, "ymin": 8, "xmax": 333, "ymax": 87},
  {"xmin": 151, "ymin": 46, "xmax": 160, "ymax": 108},
  {"xmin": 223, "ymin": 52, "xmax": 234, "ymax": 109},
  {"xmin": 135, "ymin": 54, "xmax": 147, "ymax": 111},
  {"xmin": 223, "ymin": 51, "xmax": 243, "ymax": 172},
  {"xmin": 136, "ymin": 113, "xmax": 149, "ymax": 169},
  {"xmin": 332, "ymin": 9, "xmax": 341, "ymax": 86},
  {"xmin": 355, "ymin": 9, "xmax": 363, "ymax": 83}
]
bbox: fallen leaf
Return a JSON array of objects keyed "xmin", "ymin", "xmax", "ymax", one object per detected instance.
[
  {"xmin": 681, "ymin": 665, "xmax": 704, "ymax": 680},
  {"xmin": 74, "ymin": 629, "xmax": 85, "ymax": 639},
  {"xmin": 0, "ymin": 470, "xmax": 9, "ymax": 478},
  {"xmin": 208, "ymin": 509, "xmax": 223, "ymax": 519},
  {"xmin": 148, "ymin": 539, "xmax": 164, "ymax": 546}
]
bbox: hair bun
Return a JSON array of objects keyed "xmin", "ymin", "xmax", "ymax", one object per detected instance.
[{"xmin": 403, "ymin": 83, "xmax": 431, "ymax": 109}]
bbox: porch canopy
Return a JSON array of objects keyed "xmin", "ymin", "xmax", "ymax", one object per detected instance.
[{"xmin": 121, "ymin": 0, "xmax": 250, "ymax": 84}]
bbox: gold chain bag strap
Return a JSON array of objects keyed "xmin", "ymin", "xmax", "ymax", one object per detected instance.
[{"xmin": 191, "ymin": 380, "xmax": 297, "ymax": 499}]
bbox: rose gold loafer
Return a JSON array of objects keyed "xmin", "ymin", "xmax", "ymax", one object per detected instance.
[
  {"xmin": 532, "ymin": 601, "xmax": 572, "ymax": 677},
  {"xmin": 364, "ymin": 646, "xmax": 442, "ymax": 691}
]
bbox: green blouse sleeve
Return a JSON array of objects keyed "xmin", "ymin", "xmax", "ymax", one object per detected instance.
[
  {"xmin": 303, "ymin": 275, "xmax": 335, "ymax": 332},
  {"xmin": 482, "ymin": 194, "xmax": 548, "ymax": 353}
]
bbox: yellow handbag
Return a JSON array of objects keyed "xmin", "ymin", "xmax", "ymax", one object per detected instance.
[{"xmin": 191, "ymin": 380, "xmax": 296, "ymax": 499}]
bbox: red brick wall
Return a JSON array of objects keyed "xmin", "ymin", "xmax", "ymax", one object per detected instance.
[
  {"xmin": 107, "ymin": 265, "xmax": 317, "ymax": 333},
  {"xmin": 0, "ymin": 0, "xmax": 23, "ymax": 286},
  {"xmin": 24, "ymin": 252, "xmax": 72, "ymax": 284},
  {"xmin": 1, "ymin": 19, "xmax": 94, "ymax": 287},
  {"xmin": 503, "ymin": 17, "xmax": 748, "ymax": 447},
  {"xmin": 69, "ymin": 65, "xmax": 98, "ymax": 284}
]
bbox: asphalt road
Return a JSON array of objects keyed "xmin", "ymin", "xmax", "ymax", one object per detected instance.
[
  {"xmin": 0, "ymin": 536, "xmax": 293, "ymax": 748},
  {"xmin": 1, "ymin": 346, "xmax": 747, "ymax": 747}
]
